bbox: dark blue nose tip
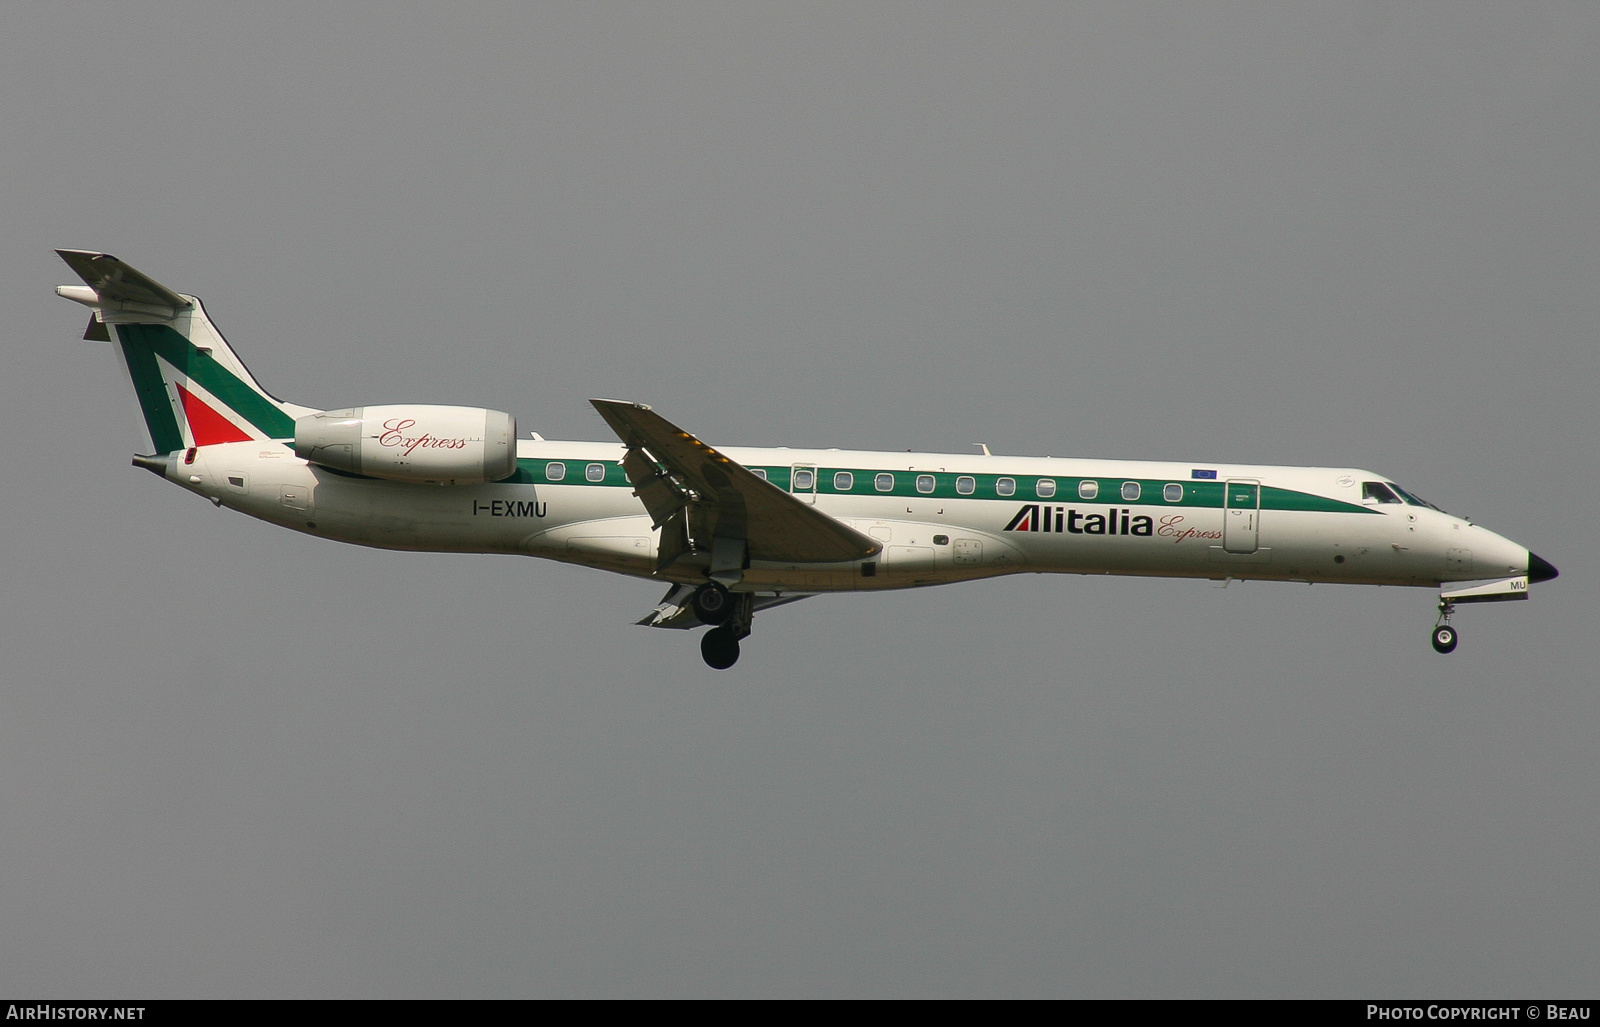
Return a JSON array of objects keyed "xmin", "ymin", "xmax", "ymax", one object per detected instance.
[{"xmin": 1528, "ymin": 552, "xmax": 1559, "ymax": 584}]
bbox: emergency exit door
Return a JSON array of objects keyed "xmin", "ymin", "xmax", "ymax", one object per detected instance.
[{"xmin": 790, "ymin": 464, "xmax": 817, "ymax": 504}]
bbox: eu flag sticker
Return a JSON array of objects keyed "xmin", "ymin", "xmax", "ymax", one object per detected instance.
[{"xmin": 1191, "ymin": 469, "xmax": 1217, "ymax": 479}]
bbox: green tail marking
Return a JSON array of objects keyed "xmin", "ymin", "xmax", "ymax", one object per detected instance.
[{"xmin": 114, "ymin": 323, "xmax": 295, "ymax": 449}]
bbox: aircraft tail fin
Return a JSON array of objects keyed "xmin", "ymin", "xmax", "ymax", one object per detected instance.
[{"xmin": 55, "ymin": 250, "xmax": 314, "ymax": 453}]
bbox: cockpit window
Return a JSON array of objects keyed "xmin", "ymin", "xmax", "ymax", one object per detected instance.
[
  {"xmin": 1362, "ymin": 482, "xmax": 1403, "ymax": 505},
  {"xmin": 1391, "ymin": 484, "xmax": 1445, "ymax": 513}
]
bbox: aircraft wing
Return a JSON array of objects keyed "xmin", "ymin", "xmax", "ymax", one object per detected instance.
[{"xmin": 591, "ymin": 399, "xmax": 881, "ymax": 566}]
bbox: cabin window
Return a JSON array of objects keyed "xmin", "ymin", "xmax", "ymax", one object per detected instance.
[
  {"xmin": 793, "ymin": 468, "xmax": 815, "ymax": 491},
  {"xmin": 751, "ymin": 468, "xmax": 767, "ymax": 481},
  {"xmin": 545, "ymin": 461, "xmax": 566, "ymax": 481},
  {"xmin": 875, "ymin": 473, "xmax": 894, "ymax": 492},
  {"xmin": 834, "ymin": 471, "xmax": 854, "ymax": 491},
  {"xmin": 1163, "ymin": 483, "xmax": 1184, "ymax": 503},
  {"xmin": 996, "ymin": 477, "xmax": 1016, "ymax": 497},
  {"xmin": 1036, "ymin": 479, "xmax": 1056, "ymax": 499},
  {"xmin": 1363, "ymin": 481, "xmax": 1402, "ymax": 505},
  {"xmin": 586, "ymin": 463, "xmax": 606, "ymax": 482},
  {"xmin": 1121, "ymin": 481, "xmax": 1141, "ymax": 502},
  {"xmin": 956, "ymin": 476, "xmax": 975, "ymax": 495},
  {"xmin": 916, "ymin": 474, "xmax": 936, "ymax": 494},
  {"xmin": 1078, "ymin": 480, "xmax": 1099, "ymax": 500}
]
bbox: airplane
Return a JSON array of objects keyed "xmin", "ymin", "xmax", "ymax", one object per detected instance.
[{"xmin": 55, "ymin": 249, "xmax": 1558, "ymax": 669}]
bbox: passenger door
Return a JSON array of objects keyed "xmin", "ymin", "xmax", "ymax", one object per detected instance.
[{"xmin": 1223, "ymin": 479, "xmax": 1260, "ymax": 554}]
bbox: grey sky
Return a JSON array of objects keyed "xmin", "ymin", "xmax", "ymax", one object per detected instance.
[{"xmin": 2, "ymin": 2, "xmax": 1595, "ymax": 997}]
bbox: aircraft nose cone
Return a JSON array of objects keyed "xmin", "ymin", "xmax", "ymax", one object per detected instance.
[{"xmin": 1528, "ymin": 552, "xmax": 1559, "ymax": 584}]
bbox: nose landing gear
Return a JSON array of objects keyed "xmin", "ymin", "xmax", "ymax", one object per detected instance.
[{"xmin": 1431, "ymin": 598, "xmax": 1458, "ymax": 654}]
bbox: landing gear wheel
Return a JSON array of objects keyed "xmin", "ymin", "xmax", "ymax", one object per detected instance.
[
  {"xmin": 1431, "ymin": 624, "xmax": 1459, "ymax": 654},
  {"xmin": 701, "ymin": 626, "xmax": 741, "ymax": 669},
  {"xmin": 690, "ymin": 581, "xmax": 733, "ymax": 625}
]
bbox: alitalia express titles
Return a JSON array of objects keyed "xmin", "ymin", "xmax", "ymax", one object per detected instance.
[{"xmin": 1002, "ymin": 505, "xmax": 1223, "ymax": 542}]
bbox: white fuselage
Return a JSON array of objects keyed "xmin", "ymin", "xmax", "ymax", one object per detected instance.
[{"xmin": 164, "ymin": 439, "xmax": 1533, "ymax": 595}]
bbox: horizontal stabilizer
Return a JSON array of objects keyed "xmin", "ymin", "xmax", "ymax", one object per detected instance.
[{"xmin": 55, "ymin": 249, "xmax": 189, "ymax": 317}]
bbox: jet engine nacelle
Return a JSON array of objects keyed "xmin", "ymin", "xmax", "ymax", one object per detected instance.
[{"xmin": 294, "ymin": 405, "xmax": 517, "ymax": 484}]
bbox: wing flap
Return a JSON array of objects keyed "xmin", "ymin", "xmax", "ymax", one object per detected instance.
[
  {"xmin": 591, "ymin": 399, "xmax": 880, "ymax": 564},
  {"xmin": 620, "ymin": 446, "xmax": 685, "ymax": 530}
]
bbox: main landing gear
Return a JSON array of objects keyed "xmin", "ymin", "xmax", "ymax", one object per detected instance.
[
  {"xmin": 692, "ymin": 581, "xmax": 753, "ymax": 670},
  {"xmin": 701, "ymin": 625, "xmax": 742, "ymax": 669},
  {"xmin": 690, "ymin": 580, "xmax": 733, "ymax": 625},
  {"xmin": 1431, "ymin": 597, "xmax": 1459, "ymax": 654}
]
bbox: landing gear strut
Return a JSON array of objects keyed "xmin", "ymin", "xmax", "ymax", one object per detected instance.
[
  {"xmin": 1432, "ymin": 598, "xmax": 1459, "ymax": 654},
  {"xmin": 699, "ymin": 588, "xmax": 754, "ymax": 669}
]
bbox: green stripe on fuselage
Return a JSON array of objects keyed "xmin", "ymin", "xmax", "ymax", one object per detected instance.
[
  {"xmin": 1259, "ymin": 485, "xmax": 1372, "ymax": 514},
  {"xmin": 503, "ymin": 459, "xmax": 629, "ymax": 486},
  {"xmin": 507, "ymin": 459, "xmax": 1374, "ymax": 514},
  {"xmin": 793, "ymin": 468, "xmax": 1372, "ymax": 514}
]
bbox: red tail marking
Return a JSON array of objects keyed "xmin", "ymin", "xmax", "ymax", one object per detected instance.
[{"xmin": 175, "ymin": 382, "xmax": 253, "ymax": 445}]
